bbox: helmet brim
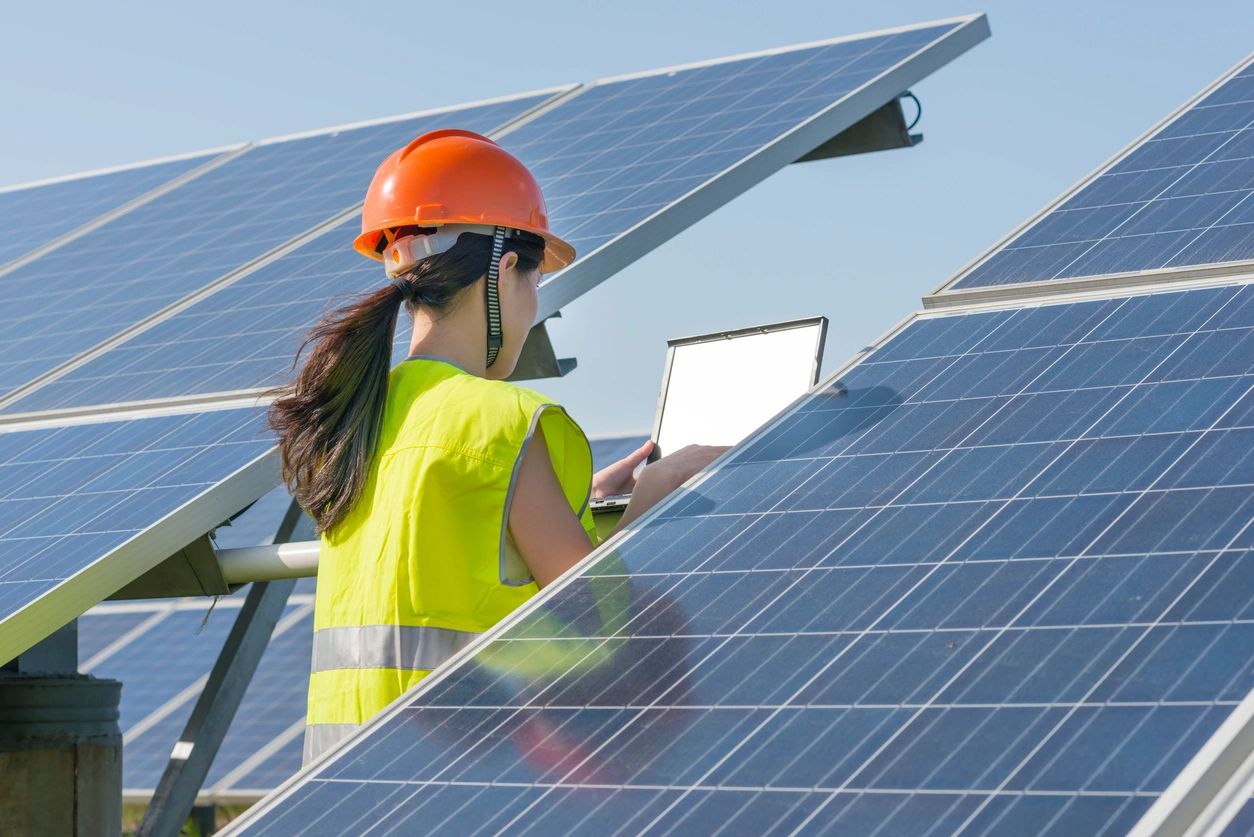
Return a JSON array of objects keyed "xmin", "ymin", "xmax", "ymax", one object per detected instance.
[{"xmin": 356, "ymin": 221, "xmax": 575, "ymax": 274}]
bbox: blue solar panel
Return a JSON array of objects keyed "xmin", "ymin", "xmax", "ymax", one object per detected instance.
[
  {"xmin": 951, "ymin": 57, "xmax": 1254, "ymax": 290},
  {"xmin": 234, "ymin": 282, "xmax": 1254, "ymax": 835},
  {"xmin": 76, "ymin": 608, "xmax": 155, "ymax": 666},
  {"xmin": 101, "ymin": 607, "xmax": 243, "ymax": 733},
  {"xmin": 221, "ymin": 735, "xmax": 307, "ymax": 797},
  {"xmin": 0, "ymin": 94, "xmax": 556, "ymax": 404},
  {"xmin": 0, "ymin": 153, "xmax": 216, "ymax": 268},
  {"xmin": 0, "ymin": 406, "xmax": 275, "ymax": 662},
  {"xmin": 4, "ymin": 219, "xmax": 394, "ymax": 411},
  {"xmin": 513, "ymin": 20, "xmax": 973, "ymax": 262},
  {"xmin": 2, "ymin": 18, "xmax": 989, "ymax": 413},
  {"xmin": 96, "ymin": 599, "xmax": 314, "ymax": 802},
  {"xmin": 117, "ymin": 600, "xmax": 311, "ymax": 796},
  {"xmin": 200, "ymin": 606, "xmax": 314, "ymax": 791}
]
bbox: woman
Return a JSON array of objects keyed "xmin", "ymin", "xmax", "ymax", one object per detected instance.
[{"xmin": 269, "ymin": 129, "xmax": 725, "ymax": 762}]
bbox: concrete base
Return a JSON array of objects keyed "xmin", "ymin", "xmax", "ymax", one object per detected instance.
[{"xmin": 0, "ymin": 674, "xmax": 122, "ymax": 837}]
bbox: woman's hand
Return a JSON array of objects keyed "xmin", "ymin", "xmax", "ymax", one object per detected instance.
[
  {"xmin": 592, "ymin": 440, "xmax": 654, "ymax": 499},
  {"xmin": 615, "ymin": 444, "xmax": 730, "ymax": 530}
]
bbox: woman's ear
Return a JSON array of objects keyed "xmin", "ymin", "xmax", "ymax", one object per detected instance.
[{"xmin": 498, "ymin": 251, "xmax": 519, "ymax": 277}]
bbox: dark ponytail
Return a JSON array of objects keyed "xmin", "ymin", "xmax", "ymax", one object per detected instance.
[{"xmin": 268, "ymin": 230, "xmax": 544, "ymax": 533}]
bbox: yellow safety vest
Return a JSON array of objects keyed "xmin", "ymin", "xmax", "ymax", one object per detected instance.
[{"xmin": 304, "ymin": 356, "xmax": 596, "ymax": 762}]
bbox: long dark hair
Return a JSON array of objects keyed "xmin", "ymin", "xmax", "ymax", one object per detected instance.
[{"xmin": 268, "ymin": 229, "xmax": 544, "ymax": 534}]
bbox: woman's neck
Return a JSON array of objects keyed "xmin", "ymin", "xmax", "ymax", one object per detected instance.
[{"xmin": 406, "ymin": 304, "xmax": 487, "ymax": 378}]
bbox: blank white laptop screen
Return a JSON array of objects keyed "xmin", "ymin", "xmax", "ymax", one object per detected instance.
[{"xmin": 654, "ymin": 318, "xmax": 826, "ymax": 457}]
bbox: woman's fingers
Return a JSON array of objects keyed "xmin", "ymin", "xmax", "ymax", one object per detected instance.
[
  {"xmin": 625, "ymin": 439, "xmax": 654, "ymax": 467},
  {"xmin": 592, "ymin": 440, "xmax": 654, "ymax": 497}
]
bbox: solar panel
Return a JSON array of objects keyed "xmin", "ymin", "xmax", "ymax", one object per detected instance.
[
  {"xmin": 231, "ymin": 281, "xmax": 1254, "ymax": 835},
  {"xmin": 193, "ymin": 605, "xmax": 314, "ymax": 797},
  {"xmin": 217, "ymin": 736, "xmax": 307, "ymax": 802},
  {"xmin": 518, "ymin": 15, "xmax": 987, "ymax": 317},
  {"xmin": 0, "ymin": 151, "xmax": 220, "ymax": 269},
  {"xmin": 102, "ymin": 607, "xmax": 244, "ymax": 733},
  {"xmin": 0, "ymin": 16, "xmax": 989, "ymax": 414},
  {"xmin": 114, "ymin": 600, "xmax": 313, "ymax": 801},
  {"xmin": 0, "ymin": 406, "xmax": 275, "ymax": 663},
  {"xmin": 943, "ymin": 56, "xmax": 1254, "ymax": 292},
  {"xmin": 0, "ymin": 91, "xmax": 561, "ymax": 406},
  {"xmin": 76, "ymin": 608, "xmax": 157, "ymax": 666}
]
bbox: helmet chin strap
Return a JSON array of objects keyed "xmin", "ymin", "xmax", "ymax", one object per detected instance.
[{"xmin": 484, "ymin": 226, "xmax": 506, "ymax": 368}]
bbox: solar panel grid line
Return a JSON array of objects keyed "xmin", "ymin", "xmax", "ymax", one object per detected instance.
[
  {"xmin": 1, "ymin": 89, "xmax": 583, "ymax": 413},
  {"xmin": 123, "ymin": 666, "xmax": 217, "ymax": 747},
  {"xmin": 933, "ymin": 52, "xmax": 1254, "ymax": 297},
  {"xmin": 490, "ymin": 289, "xmax": 1252, "ymax": 833},
  {"xmin": 233, "ymin": 283, "xmax": 1254, "ymax": 837},
  {"xmin": 752, "ymin": 294, "xmax": 1254, "ymax": 833},
  {"xmin": 1127, "ymin": 687, "xmax": 1254, "ymax": 837},
  {"xmin": 0, "ymin": 198, "xmax": 364, "ymax": 415},
  {"xmin": 930, "ymin": 52, "xmax": 1254, "ymax": 298},
  {"xmin": 0, "ymin": 144, "xmax": 249, "ymax": 276},
  {"xmin": 532, "ymin": 14, "xmax": 990, "ymax": 320},
  {"xmin": 116, "ymin": 600, "xmax": 313, "ymax": 802}
]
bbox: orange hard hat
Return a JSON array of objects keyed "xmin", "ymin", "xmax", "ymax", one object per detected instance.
[{"xmin": 354, "ymin": 129, "xmax": 575, "ymax": 274}]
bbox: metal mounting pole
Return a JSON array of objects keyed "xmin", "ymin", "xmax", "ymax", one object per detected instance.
[{"xmin": 138, "ymin": 500, "xmax": 307, "ymax": 837}]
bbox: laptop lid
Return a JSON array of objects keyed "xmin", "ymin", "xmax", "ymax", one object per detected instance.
[
  {"xmin": 652, "ymin": 316, "xmax": 827, "ymax": 457},
  {"xmin": 591, "ymin": 316, "xmax": 827, "ymax": 514}
]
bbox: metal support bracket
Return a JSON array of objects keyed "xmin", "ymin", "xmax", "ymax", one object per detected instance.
[
  {"xmin": 794, "ymin": 95, "xmax": 921, "ymax": 162},
  {"xmin": 508, "ymin": 315, "xmax": 578, "ymax": 381},
  {"xmin": 137, "ymin": 500, "xmax": 305, "ymax": 837},
  {"xmin": 109, "ymin": 534, "xmax": 234, "ymax": 600}
]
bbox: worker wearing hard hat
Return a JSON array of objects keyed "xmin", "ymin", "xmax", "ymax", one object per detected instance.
[{"xmin": 268, "ymin": 129, "xmax": 725, "ymax": 763}]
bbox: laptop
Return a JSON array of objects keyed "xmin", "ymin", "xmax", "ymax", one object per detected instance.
[{"xmin": 590, "ymin": 316, "xmax": 828, "ymax": 514}]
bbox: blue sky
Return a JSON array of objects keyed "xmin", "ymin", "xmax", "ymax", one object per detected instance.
[{"xmin": 4, "ymin": 1, "xmax": 1252, "ymax": 436}]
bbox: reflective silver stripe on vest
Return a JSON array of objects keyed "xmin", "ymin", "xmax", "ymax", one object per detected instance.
[
  {"xmin": 310, "ymin": 624, "xmax": 480, "ymax": 674},
  {"xmin": 303, "ymin": 723, "xmax": 361, "ymax": 766}
]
